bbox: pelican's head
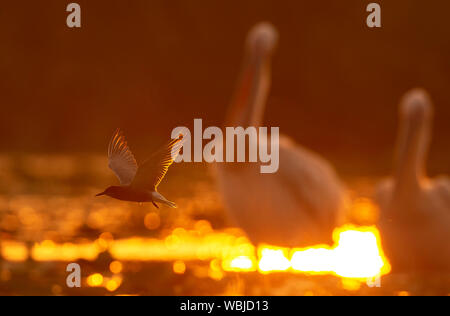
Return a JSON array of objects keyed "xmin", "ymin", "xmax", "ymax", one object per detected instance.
[
  {"xmin": 245, "ymin": 22, "xmax": 279, "ymax": 61},
  {"xmin": 400, "ymin": 88, "xmax": 433, "ymax": 127},
  {"xmin": 395, "ymin": 88, "xmax": 434, "ymax": 184}
]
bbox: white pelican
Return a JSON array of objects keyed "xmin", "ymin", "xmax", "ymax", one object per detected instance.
[
  {"xmin": 376, "ymin": 89, "xmax": 450, "ymax": 271},
  {"xmin": 214, "ymin": 22, "xmax": 347, "ymax": 247}
]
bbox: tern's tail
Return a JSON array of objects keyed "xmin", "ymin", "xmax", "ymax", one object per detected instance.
[
  {"xmin": 161, "ymin": 200, "xmax": 177, "ymax": 208},
  {"xmin": 151, "ymin": 191, "xmax": 177, "ymax": 208}
]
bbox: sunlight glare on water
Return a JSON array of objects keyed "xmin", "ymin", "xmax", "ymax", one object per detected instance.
[
  {"xmin": 290, "ymin": 225, "xmax": 390, "ymax": 279},
  {"xmin": 1, "ymin": 240, "xmax": 28, "ymax": 262},
  {"xmin": 222, "ymin": 256, "xmax": 256, "ymax": 272},
  {"xmin": 0, "ymin": 224, "xmax": 390, "ymax": 280},
  {"xmin": 0, "ymin": 155, "xmax": 391, "ymax": 291},
  {"xmin": 258, "ymin": 246, "xmax": 291, "ymax": 273},
  {"xmin": 332, "ymin": 226, "xmax": 389, "ymax": 279}
]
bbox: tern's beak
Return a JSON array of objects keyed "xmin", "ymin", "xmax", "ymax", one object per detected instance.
[{"xmin": 95, "ymin": 191, "xmax": 106, "ymax": 196}]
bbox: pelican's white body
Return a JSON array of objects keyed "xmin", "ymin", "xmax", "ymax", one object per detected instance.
[
  {"xmin": 216, "ymin": 135, "xmax": 345, "ymax": 247},
  {"xmin": 214, "ymin": 23, "xmax": 346, "ymax": 247},
  {"xmin": 377, "ymin": 177, "xmax": 450, "ymax": 271},
  {"xmin": 375, "ymin": 89, "xmax": 450, "ymax": 271}
]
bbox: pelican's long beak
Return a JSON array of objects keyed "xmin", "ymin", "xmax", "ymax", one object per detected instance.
[{"xmin": 95, "ymin": 191, "xmax": 106, "ymax": 196}]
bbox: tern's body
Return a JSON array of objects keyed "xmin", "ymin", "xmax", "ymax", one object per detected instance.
[
  {"xmin": 99, "ymin": 186, "xmax": 160, "ymax": 203},
  {"xmin": 376, "ymin": 89, "xmax": 450, "ymax": 271},
  {"xmin": 97, "ymin": 129, "xmax": 183, "ymax": 208},
  {"xmin": 214, "ymin": 23, "xmax": 346, "ymax": 247}
]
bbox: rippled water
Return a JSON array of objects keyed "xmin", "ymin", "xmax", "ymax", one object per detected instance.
[{"xmin": 0, "ymin": 155, "xmax": 447, "ymax": 295}]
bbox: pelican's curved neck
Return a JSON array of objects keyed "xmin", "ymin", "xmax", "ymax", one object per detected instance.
[
  {"xmin": 394, "ymin": 112, "xmax": 430, "ymax": 194},
  {"xmin": 224, "ymin": 46, "xmax": 272, "ymax": 128}
]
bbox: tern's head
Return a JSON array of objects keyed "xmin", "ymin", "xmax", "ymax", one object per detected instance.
[{"xmin": 96, "ymin": 186, "xmax": 119, "ymax": 197}]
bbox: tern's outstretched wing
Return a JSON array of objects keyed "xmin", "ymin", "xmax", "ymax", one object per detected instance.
[
  {"xmin": 132, "ymin": 135, "xmax": 184, "ymax": 190},
  {"xmin": 108, "ymin": 129, "xmax": 138, "ymax": 185}
]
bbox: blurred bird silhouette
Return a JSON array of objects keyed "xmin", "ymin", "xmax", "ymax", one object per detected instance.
[
  {"xmin": 96, "ymin": 129, "xmax": 183, "ymax": 208},
  {"xmin": 214, "ymin": 22, "xmax": 347, "ymax": 247},
  {"xmin": 376, "ymin": 89, "xmax": 450, "ymax": 272}
]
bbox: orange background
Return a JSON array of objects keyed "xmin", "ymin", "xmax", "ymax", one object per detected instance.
[{"xmin": 0, "ymin": 0, "xmax": 449, "ymax": 176}]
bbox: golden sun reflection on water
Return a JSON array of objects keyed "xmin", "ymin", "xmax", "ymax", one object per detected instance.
[
  {"xmin": 32, "ymin": 240, "xmax": 99, "ymax": 261},
  {"xmin": 1, "ymin": 223, "xmax": 390, "ymax": 283},
  {"xmin": 1, "ymin": 240, "xmax": 28, "ymax": 262},
  {"xmin": 222, "ymin": 256, "xmax": 256, "ymax": 272},
  {"xmin": 0, "ymin": 154, "xmax": 440, "ymax": 295}
]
